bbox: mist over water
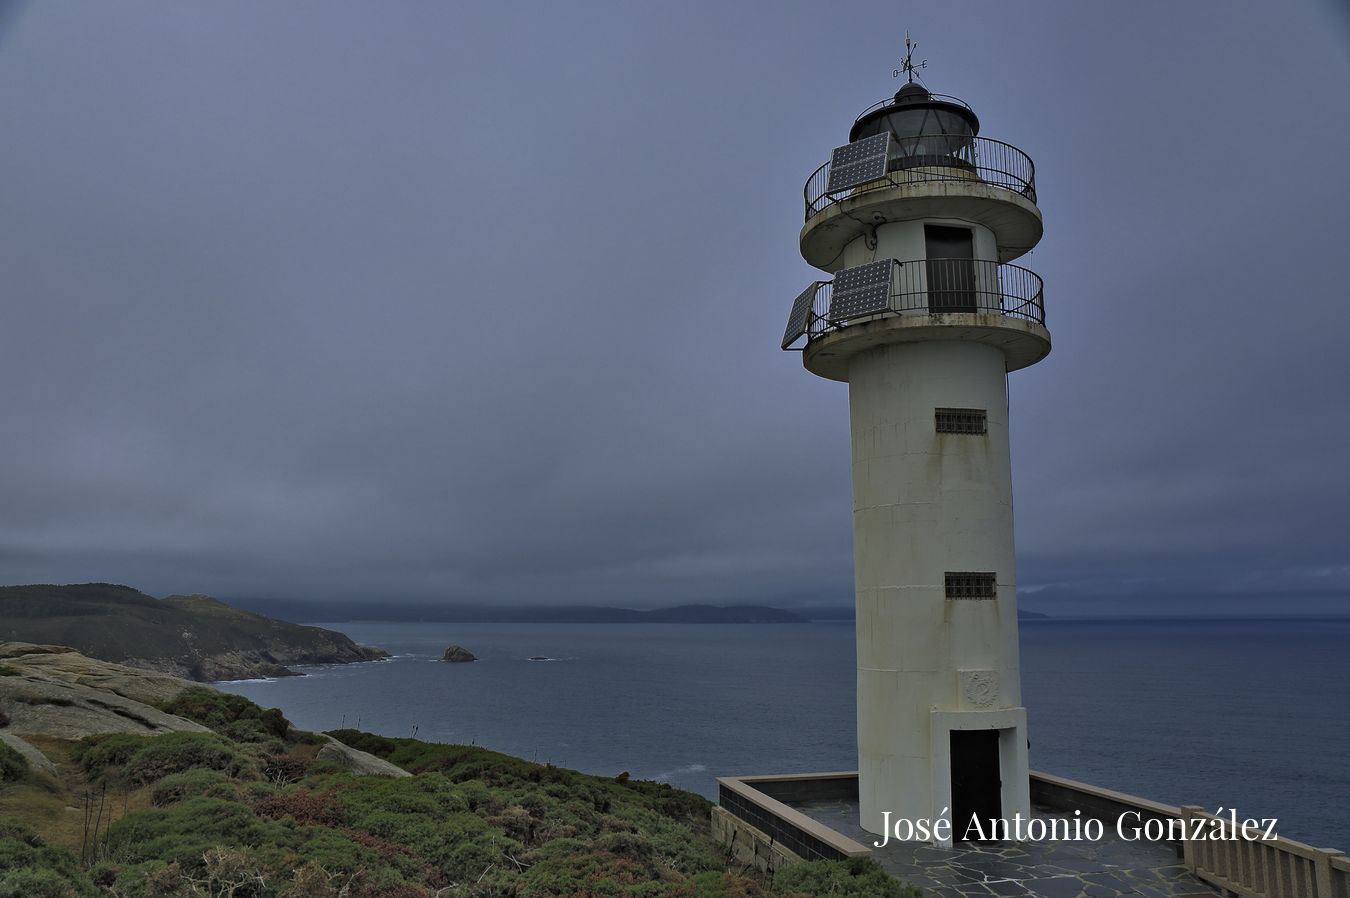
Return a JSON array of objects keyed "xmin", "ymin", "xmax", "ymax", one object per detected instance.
[{"xmin": 217, "ymin": 618, "xmax": 1350, "ymax": 849}]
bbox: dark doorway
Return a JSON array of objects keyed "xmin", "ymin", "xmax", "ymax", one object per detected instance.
[
  {"xmin": 924, "ymin": 225, "xmax": 977, "ymax": 312},
  {"xmin": 950, "ymin": 729, "xmax": 1002, "ymax": 842}
]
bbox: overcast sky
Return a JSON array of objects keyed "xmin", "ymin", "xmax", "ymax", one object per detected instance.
[{"xmin": 1, "ymin": 2, "xmax": 1347, "ymax": 614}]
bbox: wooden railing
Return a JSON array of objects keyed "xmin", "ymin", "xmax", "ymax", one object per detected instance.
[
  {"xmin": 1032, "ymin": 773, "xmax": 1348, "ymax": 898},
  {"xmin": 1180, "ymin": 806, "xmax": 1348, "ymax": 898}
]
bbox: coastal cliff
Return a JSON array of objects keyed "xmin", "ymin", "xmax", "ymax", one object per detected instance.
[{"xmin": 0, "ymin": 584, "xmax": 387, "ymax": 682}]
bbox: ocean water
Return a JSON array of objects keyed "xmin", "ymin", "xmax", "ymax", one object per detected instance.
[{"xmin": 216, "ymin": 618, "xmax": 1350, "ymax": 849}]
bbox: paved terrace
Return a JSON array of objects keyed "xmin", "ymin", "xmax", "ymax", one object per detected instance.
[{"xmin": 793, "ymin": 798, "xmax": 1221, "ymax": 898}]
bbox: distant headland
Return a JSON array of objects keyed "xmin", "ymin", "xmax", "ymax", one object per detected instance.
[
  {"xmin": 233, "ymin": 599, "xmax": 814, "ymax": 624},
  {"xmin": 0, "ymin": 583, "xmax": 387, "ymax": 682},
  {"xmin": 230, "ymin": 598, "xmax": 1051, "ymax": 625}
]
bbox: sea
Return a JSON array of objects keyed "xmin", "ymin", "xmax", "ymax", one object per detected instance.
[{"xmin": 216, "ymin": 618, "xmax": 1350, "ymax": 850}]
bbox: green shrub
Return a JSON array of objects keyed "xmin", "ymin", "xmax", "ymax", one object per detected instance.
[
  {"xmin": 127, "ymin": 731, "xmax": 251, "ymax": 784},
  {"xmin": 71, "ymin": 733, "xmax": 143, "ymax": 774},
  {"xmin": 332, "ymin": 774, "xmax": 511, "ymax": 880},
  {"xmin": 291, "ymin": 827, "xmax": 386, "ymax": 877},
  {"xmin": 0, "ymin": 819, "xmax": 98, "ymax": 897},
  {"xmin": 516, "ymin": 848, "xmax": 662, "ymax": 897},
  {"xmin": 0, "ymin": 868, "xmax": 86, "ymax": 898},
  {"xmin": 774, "ymin": 858, "xmax": 918, "ymax": 898},
  {"xmin": 75, "ymin": 732, "xmax": 255, "ymax": 785},
  {"xmin": 103, "ymin": 797, "xmax": 299, "ymax": 869},
  {"xmin": 160, "ymin": 688, "xmax": 291, "ymax": 741},
  {"xmin": 89, "ymin": 861, "xmax": 180, "ymax": 898},
  {"xmin": 0, "ymin": 741, "xmax": 28, "ymax": 782},
  {"xmin": 150, "ymin": 769, "xmax": 237, "ymax": 806},
  {"xmin": 221, "ymin": 718, "xmax": 281, "ymax": 745}
]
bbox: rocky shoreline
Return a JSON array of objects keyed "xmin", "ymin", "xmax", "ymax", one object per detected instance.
[{"xmin": 122, "ymin": 642, "xmax": 389, "ymax": 682}]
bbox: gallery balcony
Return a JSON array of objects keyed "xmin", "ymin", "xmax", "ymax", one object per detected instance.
[
  {"xmin": 781, "ymin": 258, "xmax": 1050, "ymax": 381},
  {"xmin": 800, "ymin": 134, "xmax": 1042, "ymax": 270}
]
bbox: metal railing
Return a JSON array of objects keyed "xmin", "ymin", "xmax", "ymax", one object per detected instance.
[
  {"xmin": 804, "ymin": 135, "xmax": 1037, "ymax": 220},
  {"xmin": 853, "ymin": 94, "xmax": 976, "ymax": 121},
  {"xmin": 786, "ymin": 258, "xmax": 1043, "ymax": 350}
]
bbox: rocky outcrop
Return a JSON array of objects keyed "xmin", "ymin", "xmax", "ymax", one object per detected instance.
[
  {"xmin": 317, "ymin": 736, "xmax": 411, "ymax": 777},
  {"xmin": 441, "ymin": 644, "xmax": 477, "ymax": 663},
  {"xmin": 1, "ymin": 642, "xmax": 197, "ymax": 706},
  {"xmin": 0, "ymin": 642, "xmax": 207, "ymax": 740},
  {"xmin": 0, "ymin": 642, "xmax": 410, "ymax": 780},
  {"xmin": 0, "ymin": 731, "xmax": 57, "ymax": 776}
]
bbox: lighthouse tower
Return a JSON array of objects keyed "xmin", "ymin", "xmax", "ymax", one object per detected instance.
[{"xmin": 782, "ymin": 60, "xmax": 1047, "ymax": 844}]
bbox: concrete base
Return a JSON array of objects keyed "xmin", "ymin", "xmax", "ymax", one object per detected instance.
[
  {"xmin": 715, "ymin": 771, "xmax": 1230, "ymax": 898},
  {"xmin": 710, "ymin": 806, "xmax": 804, "ymax": 874}
]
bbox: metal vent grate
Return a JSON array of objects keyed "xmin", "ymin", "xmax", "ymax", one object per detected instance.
[
  {"xmin": 935, "ymin": 408, "xmax": 987, "ymax": 434},
  {"xmin": 945, "ymin": 572, "xmax": 997, "ymax": 599}
]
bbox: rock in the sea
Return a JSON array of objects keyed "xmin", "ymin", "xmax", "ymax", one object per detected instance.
[
  {"xmin": 0, "ymin": 642, "xmax": 207, "ymax": 739},
  {"xmin": 441, "ymin": 645, "xmax": 477, "ymax": 663},
  {"xmin": 317, "ymin": 736, "xmax": 412, "ymax": 777}
]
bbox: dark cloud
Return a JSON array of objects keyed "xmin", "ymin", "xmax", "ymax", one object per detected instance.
[{"xmin": 1, "ymin": 2, "xmax": 1346, "ymax": 610}]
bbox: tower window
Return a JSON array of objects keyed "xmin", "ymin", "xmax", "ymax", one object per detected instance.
[
  {"xmin": 935, "ymin": 408, "xmax": 987, "ymax": 434},
  {"xmin": 945, "ymin": 572, "xmax": 997, "ymax": 599}
]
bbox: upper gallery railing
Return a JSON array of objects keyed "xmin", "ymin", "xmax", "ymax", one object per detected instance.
[
  {"xmin": 804, "ymin": 135, "xmax": 1037, "ymax": 221},
  {"xmin": 851, "ymin": 93, "xmax": 977, "ymax": 121}
]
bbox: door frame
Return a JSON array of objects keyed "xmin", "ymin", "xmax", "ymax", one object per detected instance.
[
  {"xmin": 929, "ymin": 708, "xmax": 1030, "ymax": 848},
  {"xmin": 923, "ymin": 223, "xmax": 978, "ymax": 313}
]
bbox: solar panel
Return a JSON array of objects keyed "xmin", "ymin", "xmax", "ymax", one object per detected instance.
[
  {"xmin": 828, "ymin": 260, "xmax": 893, "ymax": 321},
  {"xmin": 826, "ymin": 133, "xmax": 891, "ymax": 194},
  {"xmin": 781, "ymin": 282, "xmax": 821, "ymax": 350}
]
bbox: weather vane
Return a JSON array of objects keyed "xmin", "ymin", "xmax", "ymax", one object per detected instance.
[{"xmin": 893, "ymin": 31, "xmax": 927, "ymax": 83}]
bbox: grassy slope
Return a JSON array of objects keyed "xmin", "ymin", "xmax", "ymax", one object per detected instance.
[
  {"xmin": 0, "ymin": 690, "xmax": 913, "ymax": 898},
  {"xmin": 0, "ymin": 584, "xmax": 383, "ymax": 678}
]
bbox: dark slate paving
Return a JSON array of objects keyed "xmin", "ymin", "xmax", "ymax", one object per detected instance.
[{"xmin": 790, "ymin": 799, "xmax": 1223, "ymax": 898}]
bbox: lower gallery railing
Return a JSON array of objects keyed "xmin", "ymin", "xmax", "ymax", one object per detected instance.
[{"xmin": 1032, "ymin": 773, "xmax": 1349, "ymax": 898}]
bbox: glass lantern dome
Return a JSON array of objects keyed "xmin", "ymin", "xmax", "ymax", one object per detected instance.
[{"xmin": 849, "ymin": 83, "xmax": 980, "ymax": 168}]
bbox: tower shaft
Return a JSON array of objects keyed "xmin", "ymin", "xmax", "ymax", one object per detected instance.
[{"xmin": 850, "ymin": 340, "xmax": 1028, "ymax": 838}]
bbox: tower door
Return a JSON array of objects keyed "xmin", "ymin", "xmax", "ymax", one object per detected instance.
[
  {"xmin": 925, "ymin": 225, "xmax": 977, "ymax": 312},
  {"xmin": 950, "ymin": 729, "xmax": 1002, "ymax": 842}
]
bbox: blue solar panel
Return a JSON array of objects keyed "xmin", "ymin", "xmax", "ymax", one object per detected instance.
[
  {"xmin": 826, "ymin": 133, "xmax": 891, "ymax": 193},
  {"xmin": 782, "ymin": 282, "xmax": 821, "ymax": 349},
  {"xmin": 828, "ymin": 260, "xmax": 893, "ymax": 321}
]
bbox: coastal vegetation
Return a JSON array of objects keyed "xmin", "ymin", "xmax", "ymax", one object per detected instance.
[{"xmin": 0, "ymin": 649, "xmax": 914, "ymax": 897}]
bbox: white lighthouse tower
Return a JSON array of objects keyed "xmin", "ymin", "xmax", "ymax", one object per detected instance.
[{"xmin": 782, "ymin": 52, "xmax": 1048, "ymax": 844}]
